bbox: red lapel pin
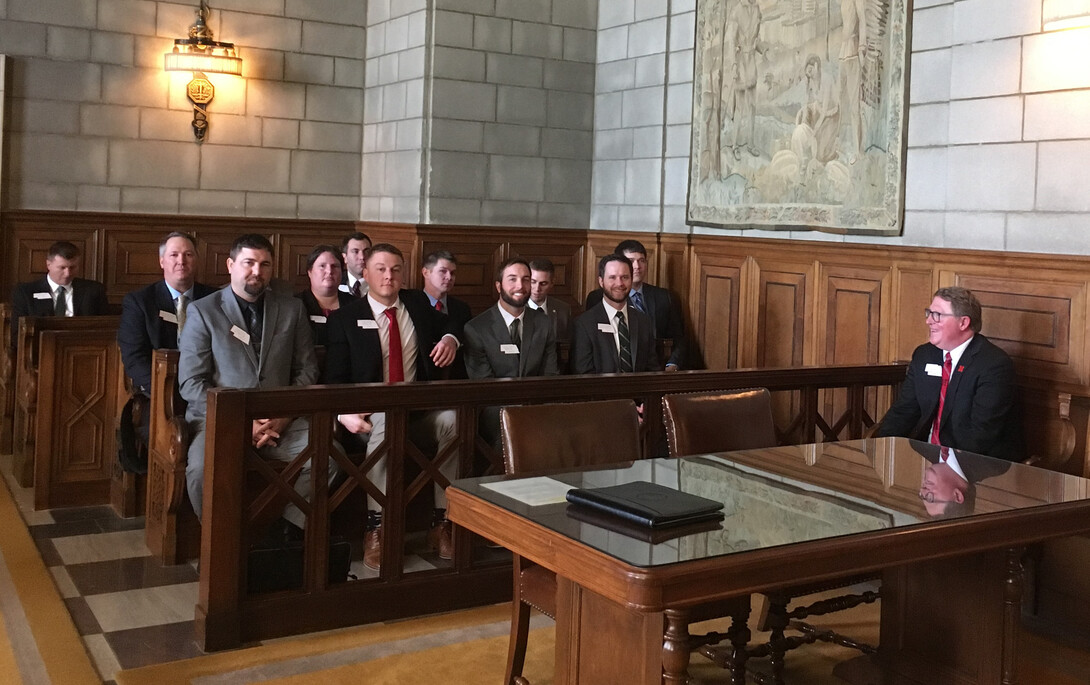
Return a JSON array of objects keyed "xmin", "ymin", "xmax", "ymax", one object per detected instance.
[{"xmin": 957, "ymin": 365, "xmax": 964, "ymax": 373}]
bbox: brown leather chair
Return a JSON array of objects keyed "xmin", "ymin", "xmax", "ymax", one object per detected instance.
[
  {"xmin": 499, "ymin": 399, "xmax": 641, "ymax": 685},
  {"xmin": 663, "ymin": 388, "xmax": 879, "ymax": 685}
]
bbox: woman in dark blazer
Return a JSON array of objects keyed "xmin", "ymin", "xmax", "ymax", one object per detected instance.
[{"xmin": 295, "ymin": 245, "xmax": 354, "ymax": 346}]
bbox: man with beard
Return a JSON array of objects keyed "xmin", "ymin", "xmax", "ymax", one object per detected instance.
[
  {"xmin": 339, "ymin": 231, "xmax": 371, "ymax": 298},
  {"xmin": 323, "ymin": 244, "xmax": 461, "ymax": 569},
  {"xmin": 572, "ymin": 254, "xmax": 660, "ymax": 375},
  {"xmin": 464, "ymin": 258, "xmax": 558, "ymax": 450},
  {"xmin": 179, "ymin": 234, "xmax": 334, "ymax": 537}
]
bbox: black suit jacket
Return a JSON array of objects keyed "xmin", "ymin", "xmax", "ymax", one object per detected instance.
[
  {"xmin": 401, "ymin": 289, "xmax": 472, "ymax": 378},
  {"xmin": 571, "ymin": 303, "xmax": 660, "ymax": 375},
  {"xmin": 323, "ymin": 290, "xmax": 457, "ymax": 384},
  {"xmin": 118, "ymin": 280, "xmax": 216, "ymax": 394},
  {"xmin": 463, "ymin": 305, "xmax": 558, "ymax": 378},
  {"xmin": 585, "ymin": 282, "xmax": 685, "ymax": 367},
  {"xmin": 11, "ymin": 276, "xmax": 110, "ymax": 351},
  {"xmin": 295, "ymin": 289, "xmax": 355, "ymax": 346},
  {"xmin": 876, "ymin": 335, "xmax": 1024, "ymax": 461}
]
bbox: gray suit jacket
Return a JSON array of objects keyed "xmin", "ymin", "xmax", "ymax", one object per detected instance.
[
  {"xmin": 464, "ymin": 305, "xmax": 558, "ymax": 378},
  {"xmin": 539, "ymin": 297, "xmax": 571, "ymax": 342},
  {"xmin": 179, "ymin": 286, "xmax": 318, "ymax": 425}
]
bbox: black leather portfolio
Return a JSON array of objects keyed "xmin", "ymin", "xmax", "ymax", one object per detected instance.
[
  {"xmin": 566, "ymin": 502, "xmax": 724, "ymax": 542},
  {"xmin": 565, "ymin": 481, "xmax": 725, "ymax": 528}
]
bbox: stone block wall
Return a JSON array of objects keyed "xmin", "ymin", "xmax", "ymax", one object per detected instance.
[{"xmin": 1, "ymin": 0, "xmax": 366, "ymax": 219}]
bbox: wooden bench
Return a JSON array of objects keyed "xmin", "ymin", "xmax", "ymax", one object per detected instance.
[
  {"xmin": 13, "ymin": 315, "xmax": 120, "ymax": 489},
  {"xmin": 0, "ymin": 304, "xmax": 13, "ymax": 454},
  {"xmin": 193, "ymin": 364, "xmax": 906, "ymax": 650}
]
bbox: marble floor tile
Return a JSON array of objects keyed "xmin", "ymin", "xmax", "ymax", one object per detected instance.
[
  {"xmin": 51, "ymin": 529, "xmax": 150, "ymax": 565},
  {"xmin": 64, "ymin": 597, "xmax": 103, "ymax": 635},
  {"xmin": 33, "ymin": 538, "xmax": 63, "ymax": 568},
  {"xmin": 105, "ymin": 621, "xmax": 204, "ymax": 670},
  {"xmin": 84, "ymin": 582, "xmax": 199, "ymax": 633},
  {"xmin": 49, "ymin": 566, "xmax": 79, "ymax": 599},
  {"xmin": 66, "ymin": 555, "xmax": 198, "ymax": 596},
  {"xmin": 83, "ymin": 633, "xmax": 122, "ymax": 682},
  {"xmin": 19, "ymin": 509, "xmax": 55, "ymax": 526}
]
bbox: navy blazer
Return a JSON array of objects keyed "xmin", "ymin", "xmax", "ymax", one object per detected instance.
[
  {"xmin": 463, "ymin": 305, "xmax": 558, "ymax": 378},
  {"xmin": 118, "ymin": 280, "xmax": 216, "ymax": 394},
  {"xmin": 295, "ymin": 289, "xmax": 356, "ymax": 346},
  {"xmin": 876, "ymin": 335, "xmax": 1024, "ymax": 461},
  {"xmin": 571, "ymin": 302, "xmax": 660, "ymax": 375},
  {"xmin": 586, "ymin": 282, "xmax": 685, "ymax": 367},
  {"xmin": 11, "ymin": 276, "xmax": 110, "ymax": 351},
  {"xmin": 323, "ymin": 290, "xmax": 457, "ymax": 385}
]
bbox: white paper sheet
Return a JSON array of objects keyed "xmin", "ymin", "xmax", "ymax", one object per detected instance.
[{"xmin": 481, "ymin": 476, "xmax": 572, "ymax": 506}]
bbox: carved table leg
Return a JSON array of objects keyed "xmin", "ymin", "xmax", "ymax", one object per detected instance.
[
  {"xmin": 663, "ymin": 608, "xmax": 692, "ymax": 683},
  {"xmin": 1003, "ymin": 546, "xmax": 1025, "ymax": 685}
]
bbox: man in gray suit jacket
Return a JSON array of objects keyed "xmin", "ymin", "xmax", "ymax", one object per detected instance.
[
  {"xmin": 179, "ymin": 234, "xmax": 332, "ymax": 533},
  {"xmin": 464, "ymin": 258, "xmax": 558, "ymax": 450},
  {"xmin": 572, "ymin": 254, "xmax": 660, "ymax": 375}
]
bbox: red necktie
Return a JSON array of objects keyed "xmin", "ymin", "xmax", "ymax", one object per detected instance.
[
  {"xmin": 434, "ymin": 300, "xmax": 443, "ymax": 312},
  {"xmin": 930, "ymin": 352, "xmax": 952, "ymax": 445},
  {"xmin": 384, "ymin": 307, "xmax": 405, "ymax": 383}
]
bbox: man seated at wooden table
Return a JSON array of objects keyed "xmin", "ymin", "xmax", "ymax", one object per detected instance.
[
  {"xmin": 117, "ymin": 232, "xmax": 216, "ymax": 457},
  {"xmin": 463, "ymin": 257, "xmax": 558, "ymax": 448},
  {"xmin": 323, "ymin": 244, "xmax": 460, "ymax": 569},
  {"xmin": 876, "ymin": 286, "xmax": 1023, "ymax": 461},
  {"xmin": 11, "ymin": 240, "xmax": 109, "ymax": 352},
  {"xmin": 179, "ymin": 234, "xmax": 336, "ymax": 539}
]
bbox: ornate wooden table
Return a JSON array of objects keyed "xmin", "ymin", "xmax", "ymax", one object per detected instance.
[{"xmin": 446, "ymin": 437, "xmax": 1090, "ymax": 685}]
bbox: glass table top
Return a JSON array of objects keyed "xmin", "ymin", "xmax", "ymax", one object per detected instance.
[{"xmin": 451, "ymin": 437, "xmax": 1090, "ymax": 568}]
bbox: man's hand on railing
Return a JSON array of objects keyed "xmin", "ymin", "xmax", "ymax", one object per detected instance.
[
  {"xmin": 252, "ymin": 417, "xmax": 292, "ymax": 448},
  {"xmin": 338, "ymin": 412, "xmax": 374, "ymax": 435}
]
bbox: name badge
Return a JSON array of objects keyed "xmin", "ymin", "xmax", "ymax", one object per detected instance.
[
  {"xmin": 925, "ymin": 363, "xmax": 942, "ymax": 377},
  {"xmin": 309, "ymin": 315, "xmax": 327, "ymax": 324},
  {"xmin": 500, "ymin": 344, "xmax": 519, "ymax": 355},
  {"xmin": 230, "ymin": 325, "xmax": 251, "ymax": 345},
  {"xmin": 357, "ymin": 319, "xmax": 379, "ymax": 330},
  {"xmin": 160, "ymin": 310, "xmax": 178, "ymax": 324},
  {"xmin": 33, "ymin": 292, "xmax": 51, "ymax": 300},
  {"xmin": 597, "ymin": 323, "xmax": 614, "ymax": 334}
]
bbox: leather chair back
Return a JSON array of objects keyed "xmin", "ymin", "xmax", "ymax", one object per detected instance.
[
  {"xmin": 500, "ymin": 399, "xmax": 641, "ymax": 475},
  {"xmin": 662, "ymin": 388, "xmax": 777, "ymax": 457}
]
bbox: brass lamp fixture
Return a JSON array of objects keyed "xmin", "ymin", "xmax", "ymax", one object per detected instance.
[{"xmin": 163, "ymin": 1, "xmax": 242, "ymax": 142}]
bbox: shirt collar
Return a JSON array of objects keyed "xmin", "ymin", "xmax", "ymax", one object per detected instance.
[
  {"xmin": 945, "ymin": 335, "xmax": 974, "ymax": 371},
  {"xmin": 527, "ymin": 298, "xmax": 544, "ymax": 311},
  {"xmin": 601, "ymin": 298, "xmax": 628, "ymax": 320},
  {"xmin": 496, "ymin": 302, "xmax": 523, "ymax": 327},
  {"xmin": 46, "ymin": 276, "xmax": 68, "ymax": 293},
  {"xmin": 367, "ymin": 293, "xmax": 402, "ymax": 318},
  {"xmin": 164, "ymin": 282, "xmax": 194, "ymax": 301}
]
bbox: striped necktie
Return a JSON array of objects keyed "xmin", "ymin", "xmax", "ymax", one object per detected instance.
[{"xmin": 615, "ymin": 310, "xmax": 633, "ymax": 373}]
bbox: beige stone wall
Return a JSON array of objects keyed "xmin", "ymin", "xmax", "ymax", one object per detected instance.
[{"xmin": 1, "ymin": 0, "xmax": 366, "ymax": 219}]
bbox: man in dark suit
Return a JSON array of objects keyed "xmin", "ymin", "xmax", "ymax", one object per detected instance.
[
  {"xmin": 572, "ymin": 254, "xmax": 661, "ymax": 375},
  {"xmin": 11, "ymin": 240, "xmax": 110, "ymax": 351},
  {"xmin": 528, "ymin": 257, "xmax": 572, "ymax": 342},
  {"xmin": 338, "ymin": 231, "xmax": 371, "ymax": 298},
  {"xmin": 402, "ymin": 250, "xmax": 472, "ymax": 377},
  {"xmin": 324, "ymin": 244, "xmax": 461, "ymax": 569},
  {"xmin": 584, "ymin": 239, "xmax": 685, "ymax": 370},
  {"xmin": 179, "ymin": 234, "xmax": 333, "ymax": 535},
  {"xmin": 116, "ymin": 232, "xmax": 215, "ymax": 470},
  {"xmin": 876, "ymin": 286, "xmax": 1023, "ymax": 461},
  {"xmin": 911, "ymin": 442, "xmax": 1012, "ymax": 518},
  {"xmin": 465, "ymin": 258, "xmax": 558, "ymax": 450}
]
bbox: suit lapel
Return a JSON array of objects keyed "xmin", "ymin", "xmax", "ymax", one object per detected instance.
[
  {"xmin": 34, "ymin": 278, "xmax": 54, "ymax": 316},
  {"xmin": 219, "ymin": 289, "xmax": 259, "ymax": 371},
  {"xmin": 155, "ymin": 281, "xmax": 177, "ymax": 348},
  {"xmin": 260, "ymin": 295, "xmax": 283, "ymax": 376},
  {"xmin": 627, "ymin": 309, "xmax": 641, "ymax": 369},
  {"xmin": 941, "ymin": 337, "xmax": 979, "ymax": 421},
  {"xmin": 596, "ymin": 305, "xmax": 621, "ymax": 370}
]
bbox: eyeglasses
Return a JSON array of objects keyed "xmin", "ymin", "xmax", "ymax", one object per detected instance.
[
  {"xmin": 917, "ymin": 491, "xmax": 955, "ymax": 504},
  {"xmin": 923, "ymin": 308, "xmax": 959, "ymax": 323}
]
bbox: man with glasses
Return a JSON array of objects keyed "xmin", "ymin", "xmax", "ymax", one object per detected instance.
[{"xmin": 876, "ymin": 287, "xmax": 1023, "ymax": 461}]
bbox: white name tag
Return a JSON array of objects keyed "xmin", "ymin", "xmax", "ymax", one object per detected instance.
[
  {"xmin": 597, "ymin": 323, "xmax": 614, "ymax": 333},
  {"xmin": 159, "ymin": 310, "xmax": 178, "ymax": 324},
  {"xmin": 309, "ymin": 315, "xmax": 327, "ymax": 324},
  {"xmin": 925, "ymin": 363, "xmax": 942, "ymax": 377},
  {"xmin": 230, "ymin": 325, "xmax": 251, "ymax": 345},
  {"xmin": 500, "ymin": 344, "xmax": 519, "ymax": 355},
  {"xmin": 33, "ymin": 292, "xmax": 51, "ymax": 300},
  {"xmin": 357, "ymin": 319, "xmax": 378, "ymax": 329}
]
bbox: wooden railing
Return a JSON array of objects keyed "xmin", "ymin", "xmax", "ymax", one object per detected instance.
[{"xmin": 195, "ymin": 364, "xmax": 907, "ymax": 650}]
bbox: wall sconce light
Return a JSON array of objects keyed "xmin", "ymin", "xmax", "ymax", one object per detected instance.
[
  {"xmin": 1044, "ymin": 0, "xmax": 1090, "ymax": 30},
  {"xmin": 163, "ymin": 1, "xmax": 242, "ymax": 142}
]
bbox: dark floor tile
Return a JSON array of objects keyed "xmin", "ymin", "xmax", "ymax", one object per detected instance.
[
  {"xmin": 66, "ymin": 556, "xmax": 198, "ymax": 596},
  {"xmin": 63, "ymin": 597, "xmax": 102, "ymax": 636},
  {"xmin": 105, "ymin": 621, "xmax": 205, "ymax": 670},
  {"xmin": 96, "ymin": 515, "xmax": 147, "ymax": 533},
  {"xmin": 28, "ymin": 519, "xmax": 102, "ymax": 540},
  {"xmin": 34, "ymin": 538, "xmax": 63, "ymax": 567},
  {"xmin": 48, "ymin": 505, "xmax": 118, "ymax": 523}
]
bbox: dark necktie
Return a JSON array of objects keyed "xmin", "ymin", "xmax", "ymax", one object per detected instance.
[
  {"xmin": 246, "ymin": 302, "xmax": 262, "ymax": 360},
  {"xmin": 615, "ymin": 310, "xmax": 633, "ymax": 373},
  {"xmin": 350, "ymin": 280, "xmax": 361, "ymax": 298},
  {"xmin": 54, "ymin": 286, "xmax": 67, "ymax": 317},
  {"xmin": 384, "ymin": 307, "xmax": 405, "ymax": 383},
  {"xmin": 930, "ymin": 352, "xmax": 952, "ymax": 445},
  {"xmin": 630, "ymin": 290, "xmax": 646, "ymax": 314},
  {"xmin": 509, "ymin": 318, "xmax": 521, "ymax": 349}
]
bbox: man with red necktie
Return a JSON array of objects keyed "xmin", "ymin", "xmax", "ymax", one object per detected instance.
[
  {"xmin": 323, "ymin": 244, "xmax": 461, "ymax": 570},
  {"xmin": 876, "ymin": 287, "xmax": 1023, "ymax": 461}
]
